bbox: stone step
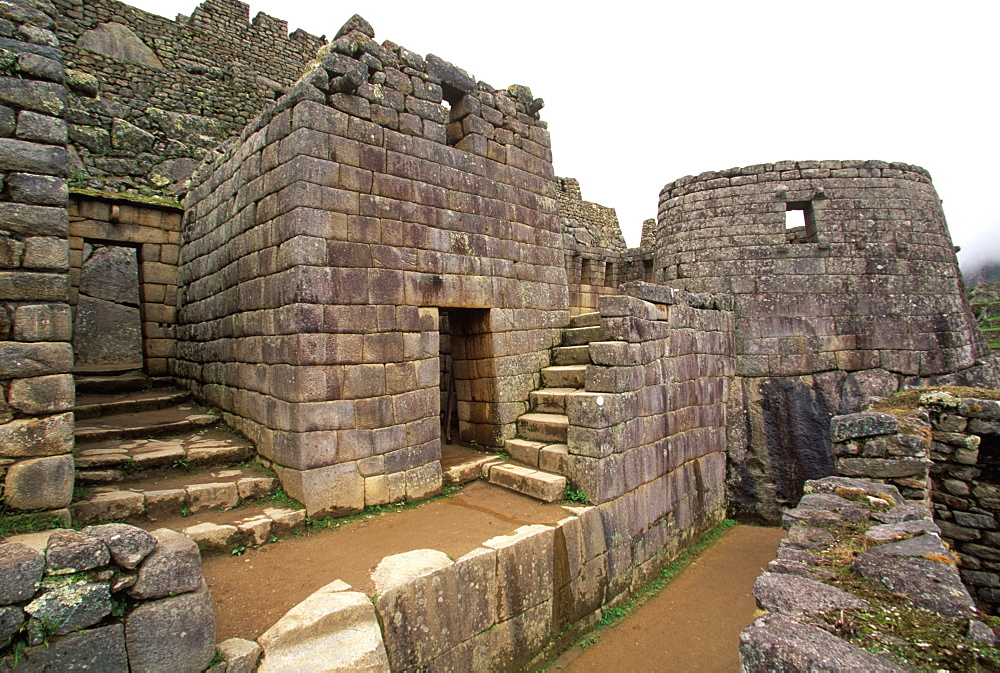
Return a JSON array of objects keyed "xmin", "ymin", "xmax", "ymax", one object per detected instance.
[
  {"xmin": 74, "ymin": 372, "xmax": 150, "ymax": 395},
  {"xmin": 486, "ymin": 461, "xmax": 567, "ymax": 503},
  {"xmin": 74, "ymin": 405, "xmax": 220, "ymax": 444},
  {"xmin": 517, "ymin": 412, "xmax": 569, "ymax": 444},
  {"xmin": 562, "ymin": 325, "xmax": 601, "ymax": 346},
  {"xmin": 73, "ymin": 364, "xmax": 143, "ymax": 376},
  {"xmin": 530, "ymin": 387, "xmax": 575, "ymax": 413},
  {"xmin": 570, "ymin": 312, "xmax": 600, "ymax": 328},
  {"xmin": 541, "ymin": 365, "xmax": 586, "ymax": 389},
  {"xmin": 74, "ymin": 427, "xmax": 254, "ymax": 480},
  {"xmin": 441, "ymin": 445, "xmax": 503, "ymax": 485},
  {"xmin": 179, "ymin": 507, "xmax": 307, "ymax": 554},
  {"xmin": 504, "ymin": 439, "xmax": 569, "ymax": 474},
  {"xmin": 69, "ymin": 467, "xmax": 280, "ymax": 526},
  {"xmin": 74, "ymin": 388, "xmax": 192, "ymax": 420},
  {"xmin": 553, "ymin": 345, "xmax": 590, "ymax": 366}
]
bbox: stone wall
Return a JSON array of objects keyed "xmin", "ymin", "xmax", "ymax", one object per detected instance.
[
  {"xmin": 829, "ymin": 391, "xmax": 1000, "ymax": 613},
  {"xmin": 654, "ymin": 160, "xmax": 1000, "ymax": 521},
  {"xmin": 0, "ymin": 0, "xmax": 75, "ymax": 517},
  {"xmin": 176, "ymin": 16, "xmax": 569, "ymax": 516},
  {"xmin": 68, "ymin": 194, "xmax": 182, "ymax": 375},
  {"xmin": 0, "ymin": 525, "xmax": 215, "ymax": 671},
  {"xmin": 52, "ymin": 0, "xmax": 324, "ymax": 195}
]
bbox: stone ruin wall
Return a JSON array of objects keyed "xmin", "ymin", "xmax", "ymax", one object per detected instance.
[
  {"xmin": 654, "ymin": 161, "xmax": 1000, "ymax": 522},
  {"xmin": 0, "ymin": 0, "xmax": 76, "ymax": 519},
  {"xmin": 176, "ymin": 20, "xmax": 569, "ymax": 516},
  {"xmin": 51, "ymin": 0, "xmax": 324, "ymax": 194}
]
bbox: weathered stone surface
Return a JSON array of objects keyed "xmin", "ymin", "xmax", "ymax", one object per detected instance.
[
  {"xmin": 274, "ymin": 462, "xmax": 364, "ymax": 518},
  {"xmin": 864, "ymin": 519, "xmax": 941, "ymax": 542},
  {"xmin": 837, "ymin": 456, "xmax": 928, "ymax": 478},
  {"xmin": 3, "ymin": 454, "xmax": 73, "ymax": 510},
  {"xmin": 968, "ymin": 619, "xmax": 997, "ymax": 646},
  {"xmin": 781, "ymin": 507, "xmax": 844, "ymax": 529},
  {"xmin": 0, "ymin": 605, "xmax": 24, "ymax": 645},
  {"xmin": 872, "ymin": 503, "xmax": 933, "ymax": 524},
  {"xmin": 257, "ymin": 581, "xmax": 389, "ymax": 672},
  {"xmin": 804, "ymin": 476, "xmax": 904, "ymax": 506},
  {"xmin": 70, "ymin": 490, "xmax": 145, "ymax": 525},
  {"xmin": 7, "ymin": 172, "xmax": 66, "ymax": 205},
  {"xmin": 25, "ymin": 581, "xmax": 111, "ymax": 641},
  {"xmin": 852, "ymin": 534, "xmax": 977, "ymax": 617},
  {"xmin": 484, "ymin": 524, "xmax": 555, "ymax": 621},
  {"xmin": 130, "ymin": 528, "xmax": 202, "ymax": 600},
  {"xmin": 0, "ymin": 137, "xmax": 66, "ymax": 176},
  {"xmin": 219, "ymin": 637, "xmax": 262, "ymax": 673},
  {"xmin": 45, "ymin": 529, "xmax": 110, "ymax": 573},
  {"xmin": 752, "ymin": 572, "xmax": 868, "ymax": 616},
  {"xmin": 183, "ymin": 522, "xmax": 239, "ymax": 552},
  {"xmin": 0, "ymin": 411, "xmax": 73, "ymax": 457},
  {"xmin": 8, "ymin": 624, "xmax": 127, "ymax": 671},
  {"xmin": 111, "ymin": 117, "xmax": 154, "ymax": 152},
  {"xmin": 77, "ymin": 22, "xmax": 164, "ymax": 68},
  {"xmin": 371, "ymin": 548, "xmax": 451, "ymax": 595},
  {"xmin": 0, "ymin": 542, "xmax": 44, "ymax": 605},
  {"xmin": 781, "ymin": 525, "xmax": 835, "ymax": 551},
  {"xmin": 81, "ymin": 523, "xmax": 157, "ymax": 569},
  {"xmin": 125, "ymin": 582, "xmax": 215, "ymax": 673},
  {"xmin": 740, "ymin": 613, "xmax": 904, "ymax": 672},
  {"xmin": 262, "ymin": 507, "xmax": 306, "ymax": 536},
  {"xmin": 830, "ymin": 412, "xmax": 899, "ymax": 442},
  {"xmin": 72, "ymin": 295, "xmax": 142, "ymax": 365}
]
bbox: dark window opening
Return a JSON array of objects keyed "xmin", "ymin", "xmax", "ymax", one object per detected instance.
[
  {"xmin": 604, "ymin": 262, "xmax": 615, "ymax": 288},
  {"xmin": 977, "ymin": 434, "xmax": 1000, "ymax": 483},
  {"xmin": 580, "ymin": 258, "xmax": 594, "ymax": 286},
  {"xmin": 443, "ymin": 84, "xmax": 465, "ymax": 148},
  {"xmin": 643, "ymin": 259, "xmax": 654, "ymax": 282},
  {"xmin": 785, "ymin": 201, "xmax": 817, "ymax": 243}
]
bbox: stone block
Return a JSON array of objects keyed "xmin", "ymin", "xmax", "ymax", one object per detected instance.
[
  {"xmin": 0, "ymin": 542, "xmax": 44, "ymax": 605},
  {"xmin": 236, "ymin": 476, "xmax": 276, "ymax": 501},
  {"xmin": 25, "ymin": 580, "xmax": 111, "ymax": 641},
  {"xmin": 12, "ymin": 303, "xmax": 71, "ymax": 341},
  {"xmin": 183, "ymin": 522, "xmax": 239, "ymax": 553},
  {"xmin": 143, "ymin": 489, "xmax": 187, "ymax": 520},
  {"xmin": 237, "ymin": 516, "xmax": 272, "ymax": 547},
  {"xmin": 0, "ymin": 341, "xmax": 72, "ymax": 378},
  {"xmin": 483, "ymin": 524, "xmax": 555, "ymax": 621},
  {"xmin": 186, "ymin": 482, "xmax": 239, "ymax": 513},
  {"xmin": 405, "ymin": 461, "xmax": 442, "ymax": 501},
  {"xmin": 830, "ymin": 412, "xmax": 898, "ymax": 442},
  {"xmin": 10, "ymin": 624, "xmax": 127, "ymax": 671},
  {"xmin": 263, "ymin": 507, "xmax": 306, "ymax": 536},
  {"xmin": 218, "ymin": 637, "xmax": 262, "ymax": 673},
  {"xmin": 364, "ymin": 475, "xmax": 390, "ymax": 506},
  {"xmin": 274, "ymin": 462, "xmax": 364, "ymax": 517},
  {"xmin": 257, "ymin": 582, "xmax": 389, "ymax": 672},
  {"xmin": 45, "ymin": 529, "xmax": 110, "ymax": 573},
  {"xmin": 8, "ymin": 376, "xmax": 74, "ymax": 414},
  {"xmin": 0, "ymin": 411, "xmax": 73, "ymax": 457},
  {"xmin": 130, "ymin": 529, "xmax": 203, "ymax": 600},
  {"xmin": 0, "ymin": 137, "xmax": 66, "ymax": 176},
  {"xmin": 3, "ymin": 454, "xmax": 72, "ymax": 510},
  {"xmin": 80, "ymin": 523, "xmax": 156, "ymax": 569},
  {"xmin": 125, "ymin": 582, "xmax": 216, "ymax": 673},
  {"xmin": 7, "ymin": 173, "xmax": 66, "ymax": 206},
  {"xmin": 70, "ymin": 490, "xmax": 145, "ymax": 525}
]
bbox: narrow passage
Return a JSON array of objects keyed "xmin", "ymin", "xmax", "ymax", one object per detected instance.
[{"xmin": 555, "ymin": 524, "xmax": 785, "ymax": 673}]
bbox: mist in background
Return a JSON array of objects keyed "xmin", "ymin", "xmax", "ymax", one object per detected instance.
[{"xmin": 125, "ymin": 0, "xmax": 1000, "ymax": 278}]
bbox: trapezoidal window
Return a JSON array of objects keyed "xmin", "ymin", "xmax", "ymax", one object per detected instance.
[
  {"xmin": 443, "ymin": 84, "xmax": 466, "ymax": 148},
  {"xmin": 785, "ymin": 201, "xmax": 818, "ymax": 244}
]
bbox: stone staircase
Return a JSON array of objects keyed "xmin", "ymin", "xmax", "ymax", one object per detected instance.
[
  {"xmin": 487, "ymin": 312, "xmax": 600, "ymax": 502},
  {"xmin": 68, "ymin": 366, "xmax": 308, "ymax": 553}
]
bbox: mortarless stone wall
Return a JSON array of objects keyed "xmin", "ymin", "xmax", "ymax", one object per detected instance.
[
  {"xmin": 655, "ymin": 161, "xmax": 999, "ymax": 521},
  {"xmin": 0, "ymin": 0, "xmax": 76, "ymax": 518},
  {"xmin": 176, "ymin": 17, "xmax": 569, "ymax": 516},
  {"xmin": 51, "ymin": 0, "xmax": 324, "ymax": 194}
]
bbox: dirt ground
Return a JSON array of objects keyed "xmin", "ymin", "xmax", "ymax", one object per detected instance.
[
  {"xmin": 553, "ymin": 524, "xmax": 786, "ymax": 672},
  {"xmin": 201, "ymin": 480, "xmax": 570, "ymax": 641}
]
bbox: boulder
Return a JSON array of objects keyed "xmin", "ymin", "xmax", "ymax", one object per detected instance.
[
  {"xmin": 0, "ymin": 605, "xmax": 25, "ymax": 644},
  {"xmin": 218, "ymin": 637, "xmax": 262, "ymax": 673},
  {"xmin": 125, "ymin": 582, "xmax": 215, "ymax": 673},
  {"xmin": 24, "ymin": 581, "xmax": 111, "ymax": 642},
  {"xmin": 830, "ymin": 412, "xmax": 899, "ymax": 442},
  {"xmin": 0, "ymin": 542, "xmax": 45, "ymax": 604},
  {"xmin": 257, "ymin": 580, "xmax": 389, "ymax": 672},
  {"xmin": 752, "ymin": 572, "xmax": 868, "ymax": 616},
  {"xmin": 76, "ymin": 22, "xmax": 164, "ymax": 68},
  {"xmin": 129, "ymin": 529, "xmax": 202, "ymax": 600},
  {"xmin": 80, "ymin": 523, "xmax": 157, "ymax": 569},
  {"xmin": 44, "ymin": 529, "xmax": 110, "ymax": 573},
  {"xmin": 740, "ymin": 613, "xmax": 904, "ymax": 672},
  {"xmin": 6, "ymin": 624, "xmax": 127, "ymax": 671}
]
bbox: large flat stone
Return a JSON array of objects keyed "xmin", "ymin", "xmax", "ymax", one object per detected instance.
[
  {"xmin": 125, "ymin": 582, "xmax": 216, "ymax": 673},
  {"xmin": 0, "ymin": 542, "xmax": 45, "ymax": 605},
  {"xmin": 130, "ymin": 528, "xmax": 203, "ymax": 600}
]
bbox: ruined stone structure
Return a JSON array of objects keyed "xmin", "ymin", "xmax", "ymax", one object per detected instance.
[{"xmin": 3, "ymin": 0, "xmax": 1000, "ymax": 665}]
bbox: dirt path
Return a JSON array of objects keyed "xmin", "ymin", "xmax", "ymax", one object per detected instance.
[
  {"xmin": 553, "ymin": 524, "xmax": 785, "ymax": 673},
  {"xmin": 201, "ymin": 480, "xmax": 569, "ymax": 641}
]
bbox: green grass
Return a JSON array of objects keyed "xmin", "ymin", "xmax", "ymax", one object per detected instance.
[
  {"xmin": 0, "ymin": 507, "xmax": 65, "ymax": 538},
  {"xmin": 69, "ymin": 187, "xmax": 181, "ymax": 209}
]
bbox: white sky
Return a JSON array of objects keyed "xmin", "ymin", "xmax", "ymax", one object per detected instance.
[{"xmin": 126, "ymin": 0, "xmax": 1000, "ymax": 272}]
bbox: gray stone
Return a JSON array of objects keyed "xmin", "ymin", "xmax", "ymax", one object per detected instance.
[
  {"xmin": 45, "ymin": 529, "xmax": 111, "ymax": 574},
  {"xmin": 3, "ymin": 454, "xmax": 74, "ymax": 510},
  {"xmin": 830, "ymin": 412, "xmax": 899, "ymax": 442},
  {"xmin": 16, "ymin": 52, "xmax": 62, "ymax": 84},
  {"xmin": 740, "ymin": 613, "xmax": 905, "ymax": 672},
  {"xmin": 79, "ymin": 245, "xmax": 140, "ymax": 305},
  {"xmin": 72, "ymin": 296, "xmax": 142, "ymax": 366},
  {"xmin": 0, "ymin": 77, "xmax": 64, "ymax": 116},
  {"xmin": 0, "ymin": 605, "xmax": 24, "ymax": 645},
  {"xmin": 804, "ymin": 476, "xmax": 904, "ymax": 506},
  {"xmin": 0, "ymin": 542, "xmax": 44, "ymax": 605},
  {"xmin": 0, "ymin": 201, "xmax": 68, "ymax": 236},
  {"xmin": 66, "ymin": 68, "xmax": 99, "ymax": 97},
  {"xmin": 334, "ymin": 14, "xmax": 375, "ymax": 40},
  {"xmin": 0, "ymin": 412, "xmax": 73, "ymax": 458},
  {"xmin": 6, "ymin": 623, "xmax": 127, "ymax": 671},
  {"xmin": 781, "ymin": 507, "xmax": 844, "ymax": 529},
  {"xmin": 954, "ymin": 511, "xmax": 995, "ymax": 529},
  {"xmin": 864, "ymin": 519, "xmax": 941, "ymax": 542},
  {"xmin": 781, "ymin": 525, "xmax": 835, "ymax": 551},
  {"xmin": 967, "ymin": 619, "xmax": 997, "ymax": 646},
  {"xmin": 872, "ymin": 503, "xmax": 933, "ymax": 524},
  {"xmin": 958, "ymin": 398, "xmax": 1000, "ymax": 420},
  {"xmin": 218, "ymin": 637, "xmax": 262, "ymax": 673},
  {"xmin": 15, "ymin": 110, "xmax": 66, "ymax": 144},
  {"xmin": 76, "ymin": 22, "xmax": 164, "ymax": 68},
  {"xmin": 853, "ymin": 534, "xmax": 977, "ymax": 617},
  {"xmin": 425, "ymin": 54, "xmax": 477, "ymax": 94},
  {"xmin": 130, "ymin": 529, "xmax": 203, "ymax": 600},
  {"xmin": 68, "ymin": 124, "xmax": 110, "ymax": 152},
  {"xmin": 752, "ymin": 572, "xmax": 868, "ymax": 616},
  {"xmin": 7, "ymin": 173, "xmax": 66, "ymax": 206},
  {"xmin": 125, "ymin": 582, "xmax": 215, "ymax": 673},
  {"xmin": 25, "ymin": 581, "xmax": 111, "ymax": 641},
  {"xmin": 111, "ymin": 117, "xmax": 155, "ymax": 153},
  {"xmin": 81, "ymin": 524, "xmax": 157, "ymax": 570}
]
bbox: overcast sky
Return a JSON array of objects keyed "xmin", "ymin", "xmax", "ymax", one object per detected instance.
[{"xmin": 127, "ymin": 0, "xmax": 999, "ymax": 272}]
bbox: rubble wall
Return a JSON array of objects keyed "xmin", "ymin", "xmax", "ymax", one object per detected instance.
[
  {"xmin": 177, "ymin": 23, "xmax": 569, "ymax": 516},
  {"xmin": 655, "ymin": 161, "xmax": 1000, "ymax": 521},
  {"xmin": 52, "ymin": 0, "xmax": 325, "ymax": 194},
  {"xmin": 0, "ymin": 0, "xmax": 75, "ymax": 516}
]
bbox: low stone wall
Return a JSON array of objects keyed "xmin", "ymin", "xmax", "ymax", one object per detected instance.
[
  {"xmin": 257, "ymin": 501, "xmax": 725, "ymax": 671},
  {"xmin": 829, "ymin": 390, "xmax": 1000, "ymax": 613},
  {"xmin": 741, "ymin": 476, "xmax": 995, "ymax": 672},
  {"xmin": 0, "ymin": 524, "xmax": 215, "ymax": 671}
]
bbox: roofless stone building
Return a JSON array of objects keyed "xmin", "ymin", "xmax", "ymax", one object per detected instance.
[{"xmin": 2, "ymin": 0, "xmax": 999, "ymax": 639}]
